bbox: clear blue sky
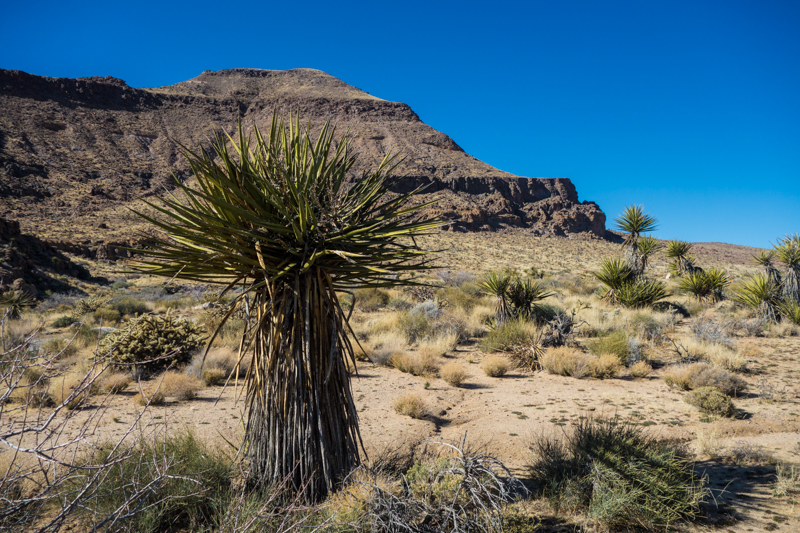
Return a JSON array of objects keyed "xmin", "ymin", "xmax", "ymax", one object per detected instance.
[{"xmin": 2, "ymin": 0, "xmax": 798, "ymax": 248}]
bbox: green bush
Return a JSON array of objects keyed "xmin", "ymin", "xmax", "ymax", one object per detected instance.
[
  {"xmin": 587, "ymin": 330, "xmax": 630, "ymax": 365},
  {"xmin": 684, "ymin": 386, "xmax": 736, "ymax": 417},
  {"xmin": 354, "ymin": 287, "xmax": 391, "ymax": 312},
  {"xmin": 100, "ymin": 313, "xmax": 206, "ymax": 373},
  {"xmin": 109, "ymin": 297, "xmax": 150, "ymax": 316},
  {"xmin": 478, "ymin": 319, "xmax": 536, "ymax": 353},
  {"xmin": 52, "ymin": 315, "xmax": 74, "ymax": 328},
  {"xmin": 71, "ymin": 295, "xmax": 111, "ymax": 320},
  {"xmin": 73, "ymin": 432, "xmax": 232, "ymax": 533},
  {"xmin": 93, "ymin": 308, "xmax": 121, "ymax": 324},
  {"xmin": 436, "ymin": 285, "xmax": 481, "ymax": 311},
  {"xmin": 528, "ymin": 418, "xmax": 706, "ymax": 531}
]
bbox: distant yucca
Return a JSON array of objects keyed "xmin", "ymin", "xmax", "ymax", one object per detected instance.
[{"xmin": 132, "ymin": 114, "xmax": 440, "ymax": 501}]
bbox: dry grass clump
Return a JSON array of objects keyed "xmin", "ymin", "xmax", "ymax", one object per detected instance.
[
  {"xmin": 663, "ymin": 363, "xmax": 746, "ymax": 396},
  {"xmin": 160, "ymin": 371, "xmax": 202, "ymax": 400},
  {"xmin": 390, "ymin": 352, "xmax": 439, "ymax": 377},
  {"xmin": 587, "ymin": 330, "xmax": 631, "ymax": 365},
  {"xmin": 440, "ymin": 362, "xmax": 468, "ymax": 387},
  {"xmin": 695, "ymin": 424, "xmax": 726, "ymax": 458},
  {"xmin": 589, "ymin": 353, "xmax": 622, "ymax": 378},
  {"xmin": 99, "ymin": 371, "xmax": 132, "ymax": 394},
  {"xmin": 773, "ymin": 463, "xmax": 800, "ymax": 497},
  {"xmin": 481, "ymin": 355, "xmax": 510, "ymax": 377},
  {"xmin": 628, "ymin": 360, "xmax": 653, "ymax": 378},
  {"xmin": 417, "ymin": 331, "xmax": 458, "ymax": 358},
  {"xmin": 49, "ymin": 370, "xmax": 99, "ymax": 409},
  {"xmin": 202, "ymin": 368, "xmax": 227, "ymax": 386},
  {"xmin": 328, "ymin": 468, "xmax": 400, "ymax": 521},
  {"xmin": 540, "ymin": 347, "xmax": 592, "ymax": 378},
  {"xmin": 677, "ymin": 338, "xmax": 748, "ymax": 372},
  {"xmin": 736, "ymin": 340, "xmax": 762, "ymax": 358},
  {"xmin": 133, "ymin": 385, "xmax": 166, "ymax": 406},
  {"xmin": 393, "ymin": 393, "xmax": 428, "ymax": 419},
  {"xmin": 360, "ymin": 330, "xmax": 406, "ymax": 366}
]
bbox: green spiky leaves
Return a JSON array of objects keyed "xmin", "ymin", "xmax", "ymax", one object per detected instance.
[
  {"xmin": 615, "ymin": 205, "xmax": 658, "ymax": 242},
  {"xmin": 731, "ymin": 274, "xmax": 782, "ymax": 323},
  {"xmin": 481, "ymin": 270, "xmax": 554, "ymax": 324},
  {"xmin": 678, "ymin": 268, "xmax": 728, "ymax": 303},
  {"xmin": 592, "ymin": 258, "xmax": 668, "ymax": 308}
]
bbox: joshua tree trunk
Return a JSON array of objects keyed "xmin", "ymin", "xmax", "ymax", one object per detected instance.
[{"xmin": 245, "ymin": 271, "xmax": 361, "ymax": 500}]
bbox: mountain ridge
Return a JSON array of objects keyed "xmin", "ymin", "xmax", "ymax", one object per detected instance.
[{"xmin": 0, "ymin": 67, "xmax": 606, "ymax": 245}]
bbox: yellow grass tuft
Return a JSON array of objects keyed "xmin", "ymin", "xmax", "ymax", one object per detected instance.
[
  {"xmin": 392, "ymin": 393, "xmax": 428, "ymax": 419},
  {"xmin": 160, "ymin": 371, "xmax": 202, "ymax": 400},
  {"xmin": 481, "ymin": 355, "xmax": 510, "ymax": 377},
  {"xmin": 440, "ymin": 362, "xmax": 468, "ymax": 387},
  {"xmin": 540, "ymin": 347, "xmax": 592, "ymax": 378},
  {"xmin": 390, "ymin": 352, "xmax": 439, "ymax": 377},
  {"xmin": 99, "ymin": 371, "xmax": 132, "ymax": 394},
  {"xmin": 628, "ymin": 360, "xmax": 653, "ymax": 378},
  {"xmin": 417, "ymin": 332, "xmax": 458, "ymax": 358},
  {"xmin": 589, "ymin": 353, "xmax": 622, "ymax": 379}
]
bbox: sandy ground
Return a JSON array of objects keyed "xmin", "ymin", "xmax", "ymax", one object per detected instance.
[{"xmin": 26, "ymin": 325, "xmax": 797, "ymax": 532}]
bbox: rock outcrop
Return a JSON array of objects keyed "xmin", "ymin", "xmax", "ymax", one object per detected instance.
[{"xmin": 0, "ymin": 68, "xmax": 605, "ymax": 242}]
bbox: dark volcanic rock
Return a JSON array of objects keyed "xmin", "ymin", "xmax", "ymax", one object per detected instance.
[{"xmin": 0, "ymin": 67, "xmax": 605, "ymax": 241}]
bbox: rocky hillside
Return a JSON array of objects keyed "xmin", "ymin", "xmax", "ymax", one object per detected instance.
[{"xmin": 0, "ymin": 68, "xmax": 605, "ymax": 244}]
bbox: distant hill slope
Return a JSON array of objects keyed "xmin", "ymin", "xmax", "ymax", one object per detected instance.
[{"xmin": 0, "ymin": 68, "xmax": 605, "ymax": 244}]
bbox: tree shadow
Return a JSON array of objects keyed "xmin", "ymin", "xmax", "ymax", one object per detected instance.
[{"xmin": 694, "ymin": 459, "xmax": 777, "ymax": 528}]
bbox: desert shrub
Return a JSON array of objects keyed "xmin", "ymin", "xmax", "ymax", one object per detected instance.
[
  {"xmin": 436, "ymin": 285, "xmax": 481, "ymax": 311},
  {"xmin": 436, "ymin": 269, "xmax": 477, "ymax": 287},
  {"xmin": 691, "ymin": 315, "xmax": 733, "ymax": 346},
  {"xmin": 40, "ymin": 338, "xmax": 79, "ymax": 359},
  {"xmin": 738, "ymin": 317, "xmax": 766, "ymax": 337},
  {"xmin": 586, "ymin": 330, "xmax": 630, "ymax": 365},
  {"xmin": 72, "ymin": 431, "xmax": 232, "ymax": 533},
  {"xmin": 588, "ymin": 353, "xmax": 622, "ymax": 378},
  {"xmin": 99, "ymin": 371, "xmax": 132, "ymax": 394},
  {"xmin": 393, "ymin": 394, "xmax": 428, "ymax": 419},
  {"xmin": 108, "ymin": 296, "xmax": 150, "ymax": 316},
  {"xmin": 540, "ymin": 347, "xmax": 592, "ymax": 378},
  {"xmin": 440, "ymin": 362, "xmax": 468, "ymax": 387},
  {"xmin": 481, "ymin": 355, "xmax": 509, "ymax": 377},
  {"xmin": 731, "ymin": 273, "xmax": 782, "ymax": 323},
  {"xmin": 663, "ymin": 363, "xmax": 746, "ymax": 396},
  {"xmin": 160, "ymin": 371, "xmax": 202, "ymax": 400},
  {"xmin": 417, "ymin": 331, "xmax": 458, "ymax": 358},
  {"xmin": 202, "ymin": 368, "xmax": 226, "ymax": 386},
  {"xmin": 49, "ymin": 371, "xmax": 99, "ymax": 410},
  {"xmin": 354, "ymin": 287, "xmax": 391, "ymax": 312},
  {"xmin": 478, "ymin": 319, "xmax": 537, "ymax": 353},
  {"xmin": 360, "ymin": 331, "xmax": 406, "ymax": 366},
  {"xmin": 528, "ymin": 418, "xmax": 706, "ymax": 531},
  {"xmin": 51, "ymin": 315, "xmax": 75, "ymax": 328},
  {"xmin": 684, "ymin": 387, "xmax": 735, "ymax": 417},
  {"xmin": 399, "ymin": 306, "xmax": 433, "ymax": 343},
  {"xmin": 530, "ymin": 303, "xmax": 562, "ymax": 325},
  {"xmin": 628, "ymin": 360, "xmax": 652, "ymax": 378},
  {"xmin": 701, "ymin": 342, "xmax": 747, "ymax": 372},
  {"xmin": 93, "ymin": 308, "xmax": 122, "ymax": 324},
  {"xmin": 390, "ymin": 352, "xmax": 439, "ymax": 376},
  {"xmin": 133, "ymin": 386, "xmax": 165, "ymax": 406},
  {"xmin": 100, "ymin": 313, "xmax": 206, "ymax": 374}
]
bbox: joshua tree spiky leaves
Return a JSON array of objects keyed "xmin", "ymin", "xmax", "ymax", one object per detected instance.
[
  {"xmin": 131, "ymin": 115, "xmax": 440, "ymax": 501},
  {"xmin": 773, "ymin": 233, "xmax": 800, "ymax": 303},
  {"xmin": 752, "ymin": 250, "xmax": 782, "ymax": 286},
  {"xmin": 732, "ymin": 273, "xmax": 782, "ymax": 323},
  {"xmin": 666, "ymin": 240, "xmax": 696, "ymax": 277},
  {"xmin": 615, "ymin": 205, "xmax": 658, "ymax": 277}
]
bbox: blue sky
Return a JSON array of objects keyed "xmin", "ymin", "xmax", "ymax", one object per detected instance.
[{"xmin": 2, "ymin": 0, "xmax": 798, "ymax": 248}]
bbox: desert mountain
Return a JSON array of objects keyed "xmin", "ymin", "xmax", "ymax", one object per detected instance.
[{"xmin": 0, "ymin": 68, "xmax": 606, "ymax": 246}]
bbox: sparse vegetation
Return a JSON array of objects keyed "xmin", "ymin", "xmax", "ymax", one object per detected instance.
[
  {"xmin": 440, "ymin": 362, "xmax": 468, "ymax": 387},
  {"xmin": 684, "ymin": 386, "xmax": 736, "ymax": 417},
  {"xmin": 481, "ymin": 355, "xmax": 510, "ymax": 377},
  {"xmin": 528, "ymin": 418, "xmax": 706, "ymax": 530},
  {"xmin": 393, "ymin": 393, "xmax": 428, "ymax": 419}
]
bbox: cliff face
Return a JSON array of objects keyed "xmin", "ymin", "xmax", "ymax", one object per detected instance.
[{"xmin": 0, "ymin": 68, "xmax": 605, "ymax": 241}]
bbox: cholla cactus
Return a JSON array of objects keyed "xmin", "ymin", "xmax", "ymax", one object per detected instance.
[
  {"xmin": 72, "ymin": 295, "xmax": 111, "ymax": 320},
  {"xmin": 100, "ymin": 312, "xmax": 206, "ymax": 373}
]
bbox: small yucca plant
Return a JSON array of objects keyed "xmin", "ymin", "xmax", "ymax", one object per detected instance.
[
  {"xmin": 616, "ymin": 278, "xmax": 669, "ymax": 308},
  {"xmin": 482, "ymin": 271, "xmax": 554, "ymax": 324},
  {"xmin": 731, "ymin": 274, "xmax": 782, "ymax": 323},
  {"xmin": 778, "ymin": 299, "xmax": 800, "ymax": 325},
  {"xmin": 0, "ymin": 290, "xmax": 34, "ymax": 320},
  {"xmin": 132, "ymin": 114, "xmax": 440, "ymax": 501},
  {"xmin": 752, "ymin": 250, "xmax": 781, "ymax": 286},
  {"xmin": 593, "ymin": 258, "xmax": 634, "ymax": 304},
  {"xmin": 774, "ymin": 233, "xmax": 800, "ymax": 303},
  {"xmin": 615, "ymin": 205, "xmax": 658, "ymax": 277},
  {"xmin": 679, "ymin": 268, "xmax": 728, "ymax": 303},
  {"xmin": 666, "ymin": 240, "xmax": 696, "ymax": 277}
]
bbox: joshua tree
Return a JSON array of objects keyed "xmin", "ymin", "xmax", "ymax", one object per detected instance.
[
  {"xmin": 752, "ymin": 250, "xmax": 782, "ymax": 286},
  {"xmin": 133, "ymin": 115, "xmax": 439, "ymax": 501},
  {"xmin": 615, "ymin": 205, "xmax": 658, "ymax": 277},
  {"xmin": 774, "ymin": 233, "xmax": 800, "ymax": 303},
  {"xmin": 666, "ymin": 240, "xmax": 696, "ymax": 276}
]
